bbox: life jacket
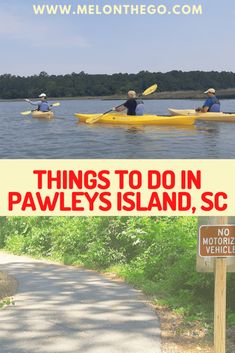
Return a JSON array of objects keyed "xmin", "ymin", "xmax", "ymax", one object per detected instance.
[
  {"xmin": 38, "ymin": 101, "xmax": 50, "ymax": 112},
  {"xmin": 135, "ymin": 99, "xmax": 144, "ymax": 116},
  {"xmin": 209, "ymin": 96, "xmax": 220, "ymax": 112}
]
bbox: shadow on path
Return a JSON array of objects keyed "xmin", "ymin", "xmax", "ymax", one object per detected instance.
[{"xmin": 0, "ymin": 253, "xmax": 161, "ymax": 353}]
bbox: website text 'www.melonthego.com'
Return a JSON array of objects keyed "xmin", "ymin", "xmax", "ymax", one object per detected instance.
[{"xmin": 32, "ymin": 3, "xmax": 203, "ymax": 16}]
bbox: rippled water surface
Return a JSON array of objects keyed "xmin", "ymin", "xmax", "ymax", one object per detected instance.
[{"xmin": 0, "ymin": 99, "xmax": 235, "ymax": 158}]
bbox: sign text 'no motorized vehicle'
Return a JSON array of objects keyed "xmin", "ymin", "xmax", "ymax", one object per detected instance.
[{"xmin": 199, "ymin": 225, "xmax": 235, "ymax": 257}]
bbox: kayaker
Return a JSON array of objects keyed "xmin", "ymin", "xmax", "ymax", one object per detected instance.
[
  {"xmin": 196, "ymin": 88, "xmax": 221, "ymax": 113},
  {"xmin": 114, "ymin": 90, "xmax": 144, "ymax": 116},
  {"xmin": 25, "ymin": 93, "xmax": 51, "ymax": 112}
]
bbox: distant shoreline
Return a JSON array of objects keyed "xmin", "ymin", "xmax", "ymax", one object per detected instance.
[{"xmin": 1, "ymin": 88, "xmax": 235, "ymax": 102}]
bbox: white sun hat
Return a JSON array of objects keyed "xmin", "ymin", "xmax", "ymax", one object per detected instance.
[
  {"xmin": 204, "ymin": 88, "xmax": 216, "ymax": 94},
  {"xmin": 39, "ymin": 93, "xmax": 47, "ymax": 98}
]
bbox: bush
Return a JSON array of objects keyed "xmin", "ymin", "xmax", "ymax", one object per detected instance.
[{"xmin": 0, "ymin": 216, "xmax": 234, "ymax": 321}]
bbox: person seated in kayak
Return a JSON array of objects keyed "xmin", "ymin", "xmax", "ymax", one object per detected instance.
[
  {"xmin": 196, "ymin": 88, "xmax": 221, "ymax": 113},
  {"xmin": 113, "ymin": 90, "xmax": 144, "ymax": 116},
  {"xmin": 25, "ymin": 93, "xmax": 51, "ymax": 112}
]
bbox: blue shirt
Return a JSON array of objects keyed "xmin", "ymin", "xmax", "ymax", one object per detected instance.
[
  {"xmin": 38, "ymin": 101, "xmax": 50, "ymax": 112},
  {"xmin": 203, "ymin": 96, "xmax": 220, "ymax": 112},
  {"xmin": 28, "ymin": 100, "xmax": 50, "ymax": 112}
]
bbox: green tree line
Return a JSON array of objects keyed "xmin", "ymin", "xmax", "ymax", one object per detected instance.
[
  {"xmin": 1, "ymin": 216, "xmax": 235, "ymax": 323},
  {"xmin": 1, "ymin": 70, "xmax": 235, "ymax": 99}
]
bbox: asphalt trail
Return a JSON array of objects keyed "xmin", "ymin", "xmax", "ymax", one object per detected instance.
[{"xmin": 0, "ymin": 253, "xmax": 161, "ymax": 353}]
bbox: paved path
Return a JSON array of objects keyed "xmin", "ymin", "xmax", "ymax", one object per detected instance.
[{"xmin": 0, "ymin": 253, "xmax": 161, "ymax": 353}]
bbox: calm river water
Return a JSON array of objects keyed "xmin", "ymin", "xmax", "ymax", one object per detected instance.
[{"xmin": 0, "ymin": 99, "xmax": 235, "ymax": 159}]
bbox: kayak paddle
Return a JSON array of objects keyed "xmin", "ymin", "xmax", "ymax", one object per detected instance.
[
  {"xmin": 86, "ymin": 84, "xmax": 158, "ymax": 124},
  {"xmin": 21, "ymin": 102, "xmax": 61, "ymax": 116}
]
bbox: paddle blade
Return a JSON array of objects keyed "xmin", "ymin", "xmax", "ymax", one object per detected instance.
[
  {"xmin": 21, "ymin": 111, "xmax": 32, "ymax": 116},
  {"xmin": 86, "ymin": 114, "xmax": 103, "ymax": 124},
  {"xmin": 142, "ymin": 84, "xmax": 158, "ymax": 96},
  {"xmin": 51, "ymin": 102, "xmax": 60, "ymax": 107},
  {"xmin": 86, "ymin": 109, "xmax": 113, "ymax": 124}
]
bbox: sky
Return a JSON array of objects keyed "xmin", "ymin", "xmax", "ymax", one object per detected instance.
[{"xmin": 1, "ymin": 0, "xmax": 235, "ymax": 75}]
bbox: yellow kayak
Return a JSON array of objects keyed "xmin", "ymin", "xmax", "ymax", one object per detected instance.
[
  {"xmin": 168, "ymin": 109, "xmax": 235, "ymax": 122},
  {"xmin": 32, "ymin": 111, "xmax": 54, "ymax": 119},
  {"xmin": 75, "ymin": 113, "xmax": 195, "ymax": 126}
]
